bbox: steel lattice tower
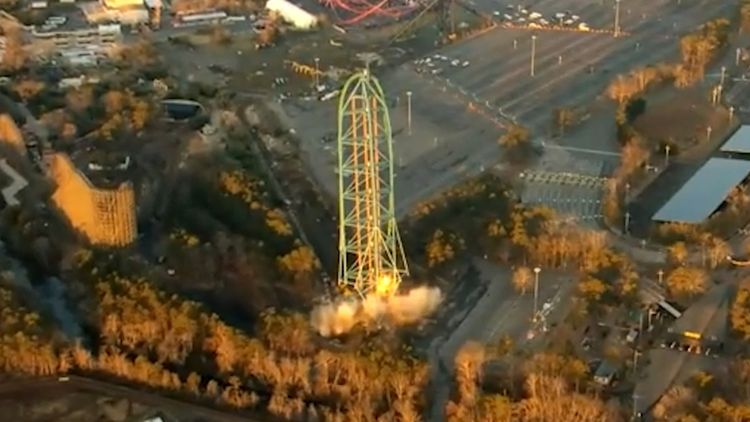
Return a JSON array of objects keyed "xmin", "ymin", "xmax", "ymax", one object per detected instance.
[{"xmin": 336, "ymin": 70, "xmax": 409, "ymax": 298}]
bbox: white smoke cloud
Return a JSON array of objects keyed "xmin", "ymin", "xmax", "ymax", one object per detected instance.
[{"xmin": 311, "ymin": 286, "xmax": 443, "ymax": 337}]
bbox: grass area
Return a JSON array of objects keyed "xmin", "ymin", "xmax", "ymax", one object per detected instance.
[{"xmin": 633, "ymin": 87, "xmax": 731, "ymax": 156}]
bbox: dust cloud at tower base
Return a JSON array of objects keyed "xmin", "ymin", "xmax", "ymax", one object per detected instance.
[
  {"xmin": 311, "ymin": 286, "xmax": 443, "ymax": 337},
  {"xmin": 311, "ymin": 70, "xmax": 442, "ymax": 336}
]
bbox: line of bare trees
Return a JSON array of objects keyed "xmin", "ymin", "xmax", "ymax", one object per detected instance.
[
  {"xmin": 606, "ymin": 17, "xmax": 730, "ymax": 105},
  {"xmin": 600, "ymin": 18, "xmax": 730, "ymax": 229},
  {"xmin": 0, "ymin": 272, "xmax": 431, "ymax": 421},
  {"xmin": 445, "ymin": 343, "xmax": 623, "ymax": 422}
]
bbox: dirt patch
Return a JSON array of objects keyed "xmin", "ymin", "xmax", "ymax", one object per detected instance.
[{"xmin": 633, "ymin": 87, "xmax": 730, "ymax": 154}]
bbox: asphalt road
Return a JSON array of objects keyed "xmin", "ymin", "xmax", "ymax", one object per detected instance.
[
  {"xmin": 428, "ymin": 258, "xmax": 575, "ymax": 421},
  {"xmin": 0, "ymin": 93, "xmax": 48, "ymax": 143},
  {"xmin": 634, "ymin": 283, "xmax": 731, "ymax": 414},
  {"xmin": 0, "ymin": 375, "xmax": 272, "ymax": 422}
]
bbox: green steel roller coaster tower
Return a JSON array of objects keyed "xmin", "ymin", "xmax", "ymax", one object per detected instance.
[{"xmin": 336, "ymin": 69, "xmax": 409, "ymax": 298}]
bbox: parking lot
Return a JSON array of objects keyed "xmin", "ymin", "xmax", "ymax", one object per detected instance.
[
  {"xmin": 280, "ymin": 65, "xmax": 501, "ymax": 215},
  {"xmin": 405, "ymin": 0, "xmax": 735, "ymax": 133},
  {"xmin": 280, "ymin": 0, "xmax": 737, "ymax": 217},
  {"xmin": 471, "ymin": 0, "xmax": 719, "ymax": 32}
]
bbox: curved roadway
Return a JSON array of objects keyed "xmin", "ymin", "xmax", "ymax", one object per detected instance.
[{"xmin": 0, "ymin": 375, "xmax": 272, "ymax": 422}]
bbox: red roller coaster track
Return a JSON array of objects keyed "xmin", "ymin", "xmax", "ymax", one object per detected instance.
[{"xmin": 321, "ymin": 0, "xmax": 421, "ymax": 25}]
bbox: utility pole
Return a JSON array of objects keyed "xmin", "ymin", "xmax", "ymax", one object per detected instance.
[
  {"xmin": 406, "ymin": 91, "xmax": 412, "ymax": 135},
  {"xmin": 647, "ymin": 307, "xmax": 655, "ymax": 331},
  {"xmin": 314, "ymin": 57, "xmax": 320, "ymax": 87},
  {"xmin": 533, "ymin": 267, "xmax": 541, "ymax": 322},
  {"xmin": 614, "ymin": 0, "xmax": 621, "ymax": 37},
  {"xmin": 625, "ymin": 211, "xmax": 631, "ymax": 234},
  {"xmin": 530, "ymin": 35, "xmax": 537, "ymax": 77},
  {"xmin": 639, "ymin": 311, "xmax": 644, "ymax": 334},
  {"xmin": 633, "ymin": 349, "xmax": 640, "ymax": 372},
  {"xmin": 625, "ymin": 182, "xmax": 631, "ymax": 203}
]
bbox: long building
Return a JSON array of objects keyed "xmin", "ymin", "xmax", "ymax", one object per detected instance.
[
  {"xmin": 26, "ymin": 21, "xmax": 123, "ymax": 65},
  {"xmin": 32, "ymin": 23, "xmax": 121, "ymax": 49},
  {"xmin": 265, "ymin": 0, "xmax": 318, "ymax": 29}
]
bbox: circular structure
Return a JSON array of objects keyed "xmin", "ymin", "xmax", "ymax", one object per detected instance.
[{"xmin": 321, "ymin": 0, "xmax": 422, "ymax": 25}]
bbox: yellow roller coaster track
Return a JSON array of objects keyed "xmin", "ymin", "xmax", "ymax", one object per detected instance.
[{"xmin": 285, "ymin": 60, "xmax": 322, "ymax": 78}]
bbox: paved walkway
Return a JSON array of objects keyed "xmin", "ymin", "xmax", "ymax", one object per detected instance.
[{"xmin": 0, "ymin": 159, "xmax": 27, "ymax": 206}]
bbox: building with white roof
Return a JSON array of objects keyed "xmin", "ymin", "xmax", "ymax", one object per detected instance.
[{"xmin": 265, "ymin": 0, "xmax": 318, "ymax": 29}]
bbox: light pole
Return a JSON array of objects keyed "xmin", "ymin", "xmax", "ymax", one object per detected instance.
[
  {"xmin": 633, "ymin": 348, "xmax": 641, "ymax": 373},
  {"xmin": 664, "ymin": 144, "xmax": 671, "ymax": 166},
  {"xmin": 625, "ymin": 182, "xmax": 631, "ymax": 203},
  {"xmin": 314, "ymin": 57, "xmax": 320, "ymax": 87},
  {"xmin": 632, "ymin": 394, "xmax": 641, "ymax": 420},
  {"xmin": 614, "ymin": 0, "xmax": 621, "ymax": 37},
  {"xmin": 406, "ymin": 91, "xmax": 412, "ymax": 135},
  {"xmin": 533, "ymin": 267, "xmax": 541, "ymax": 322},
  {"xmin": 720, "ymin": 65, "xmax": 727, "ymax": 86},
  {"xmin": 638, "ymin": 311, "xmax": 644, "ymax": 335},
  {"xmin": 712, "ymin": 85, "xmax": 719, "ymax": 105},
  {"xmin": 647, "ymin": 307, "xmax": 655, "ymax": 331},
  {"xmin": 625, "ymin": 211, "xmax": 631, "ymax": 234},
  {"xmin": 530, "ymin": 35, "xmax": 537, "ymax": 77}
]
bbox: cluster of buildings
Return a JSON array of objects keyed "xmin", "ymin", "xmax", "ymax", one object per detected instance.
[
  {"xmin": 0, "ymin": 0, "xmax": 321, "ymax": 244},
  {"xmin": 0, "ymin": 0, "xmax": 158, "ymax": 68},
  {"xmin": 0, "ymin": 0, "xmax": 320, "ymax": 67},
  {"xmin": 0, "ymin": 10, "xmax": 122, "ymax": 67}
]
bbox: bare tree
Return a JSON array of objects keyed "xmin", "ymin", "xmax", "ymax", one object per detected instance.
[{"xmin": 512, "ymin": 266, "xmax": 533, "ymax": 294}]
